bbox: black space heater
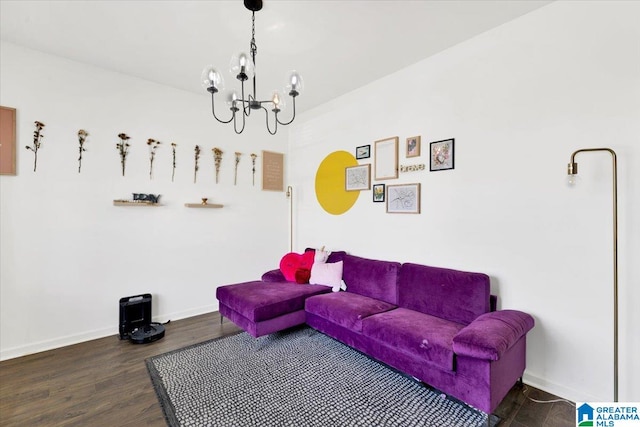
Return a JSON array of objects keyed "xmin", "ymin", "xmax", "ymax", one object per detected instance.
[{"xmin": 119, "ymin": 294, "xmax": 165, "ymax": 344}]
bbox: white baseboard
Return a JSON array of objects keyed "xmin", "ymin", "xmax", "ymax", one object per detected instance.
[
  {"xmin": 0, "ymin": 304, "xmax": 217, "ymax": 361},
  {"xmin": 0, "ymin": 325, "xmax": 116, "ymax": 361},
  {"xmin": 523, "ymin": 372, "xmax": 600, "ymax": 403}
]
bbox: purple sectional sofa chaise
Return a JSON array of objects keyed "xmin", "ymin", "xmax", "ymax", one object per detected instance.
[{"xmin": 216, "ymin": 252, "xmax": 534, "ymax": 414}]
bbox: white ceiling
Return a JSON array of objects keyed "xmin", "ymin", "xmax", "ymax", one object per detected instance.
[{"xmin": 0, "ymin": 0, "xmax": 553, "ymax": 113}]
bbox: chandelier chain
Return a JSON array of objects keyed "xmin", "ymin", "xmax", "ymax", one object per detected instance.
[{"xmin": 251, "ymin": 12, "xmax": 257, "ymax": 60}]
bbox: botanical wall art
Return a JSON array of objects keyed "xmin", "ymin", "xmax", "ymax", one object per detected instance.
[
  {"xmin": 374, "ymin": 136, "xmax": 398, "ymax": 180},
  {"xmin": 406, "ymin": 135, "xmax": 421, "ymax": 158},
  {"xmin": 0, "ymin": 106, "xmax": 17, "ymax": 175},
  {"xmin": 7, "ymin": 119, "xmax": 279, "ymax": 189},
  {"xmin": 116, "ymin": 133, "xmax": 131, "ymax": 176},
  {"xmin": 171, "ymin": 143, "xmax": 177, "ymax": 182},
  {"xmin": 251, "ymin": 153, "xmax": 258, "ymax": 186},
  {"xmin": 77, "ymin": 129, "xmax": 89, "ymax": 173},
  {"xmin": 373, "ymin": 184, "xmax": 385, "ymax": 203},
  {"xmin": 213, "ymin": 147, "xmax": 223, "ymax": 183},
  {"xmin": 26, "ymin": 121, "xmax": 45, "ymax": 172},
  {"xmin": 147, "ymin": 138, "xmax": 161, "ymax": 179},
  {"xmin": 345, "ymin": 164, "xmax": 371, "ymax": 191},
  {"xmin": 430, "ymin": 138, "xmax": 455, "ymax": 171},
  {"xmin": 386, "ymin": 183, "xmax": 421, "ymax": 214},
  {"xmin": 194, "ymin": 145, "xmax": 201, "ymax": 183},
  {"xmin": 356, "ymin": 145, "xmax": 370, "ymax": 160},
  {"xmin": 234, "ymin": 152, "xmax": 241, "ymax": 185}
]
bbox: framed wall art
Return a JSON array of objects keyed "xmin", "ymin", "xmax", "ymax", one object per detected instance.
[
  {"xmin": 386, "ymin": 183, "xmax": 421, "ymax": 214},
  {"xmin": 374, "ymin": 136, "xmax": 398, "ymax": 180},
  {"xmin": 262, "ymin": 150, "xmax": 284, "ymax": 191},
  {"xmin": 355, "ymin": 145, "xmax": 370, "ymax": 160},
  {"xmin": 373, "ymin": 184, "xmax": 385, "ymax": 203},
  {"xmin": 430, "ymin": 138, "xmax": 454, "ymax": 171},
  {"xmin": 345, "ymin": 164, "xmax": 371, "ymax": 191},
  {"xmin": 0, "ymin": 106, "xmax": 17, "ymax": 175},
  {"xmin": 406, "ymin": 135, "xmax": 421, "ymax": 158}
]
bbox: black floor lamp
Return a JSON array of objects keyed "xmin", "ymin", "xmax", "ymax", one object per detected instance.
[{"xmin": 566, "ymin": 148, "xmax": 618, "ymax": 402}]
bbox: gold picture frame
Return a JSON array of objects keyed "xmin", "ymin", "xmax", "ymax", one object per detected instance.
[
  {"xmin": 345, "ymin": 164, "xmax": 371, "ymax": 191},
  {"xmin": 374, "ymin": 136, "xmax": 398, "ymax": 180},
  {"xmin": 0, "ymin": 106, "xmax": 17, "ymax": 175},
  {"xmin": 406, "ymin": 135, "xmax": 421, "ymax": 158},
  {"xmin": 386, "ymin": 183, "xmax": 421, "ymax": 214}
]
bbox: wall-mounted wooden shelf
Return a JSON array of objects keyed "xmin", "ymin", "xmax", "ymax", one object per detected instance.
[
  {"xmin": 184, "ymin": 203, "xmax": 224, "ymax": 209},
  {"xmin": 113, "ymin": 200, "xmax": 161, "ymax": 207}
]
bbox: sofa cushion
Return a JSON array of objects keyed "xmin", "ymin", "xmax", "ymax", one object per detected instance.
[
  {"xmin": 452, "ymin": 310, "xmax": 535, "ymax": 361},
  {"xmin": 398, "ymin": 263, "xmax": 490, "ymax": 325},
  {"xmin": 216, "ymin": 281, "xmax": 331, "ymax": 322},
  {"xmin": 305, "ymin": 292, "xmax": 396, "ymax": 332},
  {"xmin": 342, "ymin": 254, "xmax": 400, "ymax": 305},
  {"xmin": 362, "ymin": 308, "xmax": 464, "ymax": 372},
  {"xmin": 261, "ymin": 269, "xmax": 286, "ymax": 282}
]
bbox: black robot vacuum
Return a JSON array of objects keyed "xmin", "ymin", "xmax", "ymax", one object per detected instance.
[{"xmin": 119, "ymin": 294, "xmax": 165, "ymax": 344}]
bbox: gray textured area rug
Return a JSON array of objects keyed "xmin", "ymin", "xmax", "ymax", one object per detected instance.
[{"xmin": 146, "ymin": 326, "xmax": 497, "ymax": 427}]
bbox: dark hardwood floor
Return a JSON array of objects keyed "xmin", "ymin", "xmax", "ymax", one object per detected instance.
[{"xmin": 0, "ymin": 312, "xmax": 575, "ymax": 427}]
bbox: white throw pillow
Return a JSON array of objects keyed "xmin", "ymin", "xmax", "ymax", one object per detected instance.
[{"xmin": 309, "ymin": 261, "xmax": 343, "ymax": 289}]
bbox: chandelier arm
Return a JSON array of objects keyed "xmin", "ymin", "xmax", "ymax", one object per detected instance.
[
  {"xmin": 275, "ymin": 95, "xmax": 297, "ymax": 126},
  {"xmin": 210, "ymin": 92, "xmax": 234, "ymax": 124},
  {"xmin": 263, "ymin": 106, "xmax": 278, "ymax": 135},
  {"xmin": 233, "ymin": 108, "xmax": 247, "ymax": 134}
]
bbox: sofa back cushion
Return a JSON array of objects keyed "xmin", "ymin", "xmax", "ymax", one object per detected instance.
[
  {"xmin": 342, "ymin": 254, "xmax": 400, "ymax": 305},
  {"xmin": 398, "ymin": 263, "xmax": 490, "ymax": 325}
]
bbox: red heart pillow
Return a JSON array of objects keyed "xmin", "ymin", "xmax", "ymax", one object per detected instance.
[
  {"xmin": 280, "ymin": 251, "xmax": 315, "ymax": 282},
  {"xmin": 295, "ymin": 268, "xmax": 311, "ymax": 284}
]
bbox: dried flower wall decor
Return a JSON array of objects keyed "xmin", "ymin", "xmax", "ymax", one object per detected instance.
[
  {"xmin": 213, "ymin": 147, "xmax": 223, "ymax": 183},
  {"xmin": 147, "ymin": 138, "xmax": 161, "ymax": 179},
  {"xmin": 77, "ymin": 129, "xmax": 88, "ymax": 173},
  {"xmin": 116, "ymin": 133, "xmax": 131, "ymax": 176},
  {"xmin": 171, "ymin": 143, "xmax": 177, "ymax": 182},
  {"xmin": 251, "ymin": 153, "xmax": 258, "ymax": 186},
  {"xmin": 25, "ymin": 121, "xmax": 45, "ymax": 172},
  {"xmin": 194, "ymin": 145, "xmax": 201, "ymax": 183},
  {"xmin": 234, "ymin": 152, "xmax": 242, "ymax": 185}
]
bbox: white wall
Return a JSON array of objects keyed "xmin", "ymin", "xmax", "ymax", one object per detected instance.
[
  {"xmin": 0, "ymin": 42, "xmax": 289, "ymax": 360},
  {"xmin": 289, "ymin": 1, "xmax": 639, "ymax": 403}
]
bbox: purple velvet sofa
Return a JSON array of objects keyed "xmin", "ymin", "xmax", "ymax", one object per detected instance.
[{"xmin": 216, "ymin": 252, "xmax": 534, "ymax": 414}]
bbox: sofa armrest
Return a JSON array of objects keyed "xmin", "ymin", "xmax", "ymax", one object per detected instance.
[
  {"xmin": 452, "ymin": 310, "xmax": 535, "ymax": 361},
  {"xmin": 261, "ymin": 269, "xmax": 286, "ymax": 282}
]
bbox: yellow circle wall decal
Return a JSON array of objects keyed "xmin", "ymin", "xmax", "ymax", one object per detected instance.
[{"xmin": 315, "ymin": 151, "xmax": 359, "ymax": 215}]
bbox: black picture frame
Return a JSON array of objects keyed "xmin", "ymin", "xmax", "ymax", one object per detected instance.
[
  {"xmin": 429, "ymin": 138, "xmax": 455, "ymax": 171},
  {"xmin": 373, "ymin": 184, "xmax": 385, "ymax": 203},
  {"xmin": 356, "ymin": 144, "xmax": 370, "ymax": 160}
]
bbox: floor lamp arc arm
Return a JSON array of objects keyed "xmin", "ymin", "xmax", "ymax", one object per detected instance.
[{"xmin": 567, "ymin": 147, "xmax": 618, "ymax": 402}]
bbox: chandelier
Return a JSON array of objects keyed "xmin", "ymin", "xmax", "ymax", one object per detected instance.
[{"xmin": 201, "ymin": 0, "xmax": 303, "ymax": 135}]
